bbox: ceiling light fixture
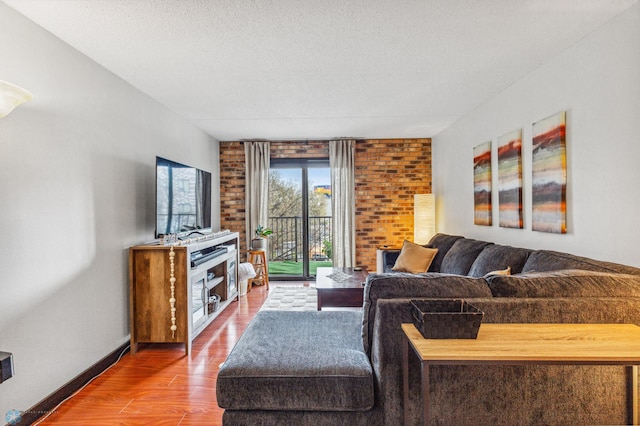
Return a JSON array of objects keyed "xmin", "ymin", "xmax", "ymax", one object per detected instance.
[{"xmin": 0, "ymin": 80, "xmax": 33, "ymax": 119}]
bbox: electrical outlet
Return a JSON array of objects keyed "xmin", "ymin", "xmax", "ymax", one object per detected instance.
[{"xmin": 0, "ymin": 352, "xmax": 14, "ymax": 383}]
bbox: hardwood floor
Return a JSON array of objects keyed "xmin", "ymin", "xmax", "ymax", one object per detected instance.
[{"xmin": 35, "ymin": 282, "xmax": 303, "ymax": 425}]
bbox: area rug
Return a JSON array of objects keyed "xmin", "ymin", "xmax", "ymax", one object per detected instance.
[{"xmin": 259, "ymin": 286, "xmax": 317, "ymax": 311}]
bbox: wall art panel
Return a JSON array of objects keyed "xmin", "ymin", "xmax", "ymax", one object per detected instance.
[
  {"xmin": 473, "ymin": 141, "xmax": 492, "ymax": 226},
  {"xmin": 532, "ymin": 111, "xmax": 567, "ymax": 233},
  {"xmin": 498, "ymin": 129, "xmax": 523, "ymax": 229}
]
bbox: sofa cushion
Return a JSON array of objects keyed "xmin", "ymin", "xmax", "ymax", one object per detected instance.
[
  {"xmin": 485, "ymin": 269, "xmax": 640, "ymax": 298},
  {"xmin": 362, "ymin": 272, "xmax": 492, "ymax": 355},
  {"xmin": 521, "ymin": 250, "xmax": 640, "ymax": 275},
  {"xmin": 392, "ymin": 240, "xmax": 438, "ymax": 273},
  {"xmin": 217, "ymin": 310, "xmax": 374, "ymax": 412},
  {"xmin": 425, "ymin": 233, "xmax": 464, "ymax": 272},
  {"xmin": 468, "ymin": 244, "xmax": 532, "ymax": 277},
  {"xmin": 440, "ymin": 238, "xmax": 493, "ymax": 275}
]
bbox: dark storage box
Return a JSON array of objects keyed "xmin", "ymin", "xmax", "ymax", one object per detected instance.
[{"xmin": 410, "ymin": 299, "xmax": 484, "ymax": 339}]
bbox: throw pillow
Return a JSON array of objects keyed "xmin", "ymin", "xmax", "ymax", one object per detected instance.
[
  {"xmin": 484, "ymin": 266, "xmax": 511, "ymax": 278},
  {"xmin": 392, "ymin": 240, "xmax": 438, "ymax": 274}
]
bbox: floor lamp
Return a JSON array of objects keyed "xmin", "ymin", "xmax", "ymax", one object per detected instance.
[{"xmin": 414, "ymin": 194, "xmax": 435, "ymax": 245}]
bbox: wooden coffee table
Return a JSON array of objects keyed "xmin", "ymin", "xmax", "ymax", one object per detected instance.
[
  {"xmin": 316, "ymin": 267, "xmax": 368, "ymax": 310},
  {"xmin": 402, "ymin": 323, "xmax": 640, "ymax": 426}
]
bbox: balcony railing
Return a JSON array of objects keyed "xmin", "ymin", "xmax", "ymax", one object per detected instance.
[{"xmin": 267, "ymin": 216, "xmax": 332, "ymax": 263}]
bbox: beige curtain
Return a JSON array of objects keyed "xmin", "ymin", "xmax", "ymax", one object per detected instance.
[
  {"xmin": 244, "ymin": 141, "xmax": 270, "ymax": 253},
  {"xmin": 330, "ymin": 139, "xmax": 356, "ymax": 267}
]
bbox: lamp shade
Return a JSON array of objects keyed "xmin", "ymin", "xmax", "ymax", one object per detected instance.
[
  {"xmin": 0, "ymin": 81, "xmax": 33, "ymax": 119},
  {"xmin": 414, "ymin": 194, "xmax": 435, "ymax": 245}
]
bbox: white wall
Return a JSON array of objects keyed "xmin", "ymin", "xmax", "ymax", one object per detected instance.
[
  {"xmin": 0, "ymin": 3, "xmax": 219, "ymax": 416},
  {"xmin": 433, "ymin": 4, "xmax": 640, "ymax": 268}
]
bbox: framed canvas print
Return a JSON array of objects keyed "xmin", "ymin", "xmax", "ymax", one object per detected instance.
[
  {"xmin": 473, "ymin": 141, "xmax": 492, "ymax": 226},
  {"xmin": 497, "ymin": 129, "xmax": 523, "ymax": 229},
  {"xmin": 532, "ymin": 111, "xmax": 567, "ymax": 233}
]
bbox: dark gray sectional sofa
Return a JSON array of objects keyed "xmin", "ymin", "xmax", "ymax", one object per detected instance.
[{"xmin": 217, "ymin": 233, "xmax": 640, "ymax": 425}]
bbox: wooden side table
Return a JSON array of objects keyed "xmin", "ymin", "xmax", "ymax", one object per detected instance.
[
  {"xmin": 402, "ymin": 323, "xmax": 640, "ymax": 426},
  {"xmin": 248, "ymin": 250, "xmax": 269, "ymax": 292},
  {"xmin": 376, "ymin": 245, "xmax": 401, "ymax": 273}
]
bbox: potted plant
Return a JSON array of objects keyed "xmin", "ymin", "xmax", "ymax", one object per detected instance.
[{"xmin": 252, "ymin": 225, "xmax": 272, "ymax": 250}]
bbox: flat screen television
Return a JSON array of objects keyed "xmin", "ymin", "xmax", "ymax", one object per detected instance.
[{"xmin": 155, "ymin": 156, "xmax": 212, "ymax": 238}]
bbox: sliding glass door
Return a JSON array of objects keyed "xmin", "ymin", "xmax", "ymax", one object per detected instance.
[{"xmin": 268, "ymin": 159, "xmax": 332, "ymax": 279}]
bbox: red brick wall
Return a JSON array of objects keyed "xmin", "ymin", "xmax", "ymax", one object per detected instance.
[
  {"xmin": 355, "ymin": 139, "xmax": 432, "ymax": 271},
  {"xmin": 218, "ymin": 142, "xmax": 247, "ymax": 250},
  {"xmin": 270, "ymin": 140, "xmax": 330, "ymax": 159},
  {"xmin": 219, "ymin": 138, "xmax": 431, "ymax": 271}
]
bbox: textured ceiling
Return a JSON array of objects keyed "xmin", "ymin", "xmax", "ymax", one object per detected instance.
[{"xmin": 3, "ymin": 0, "xmax": 638, "ymax": 141}]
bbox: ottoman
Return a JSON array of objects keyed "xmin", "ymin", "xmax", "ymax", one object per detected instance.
[{"xmin": 217, "ymin": 310, "xmax": 374, "ymax": 419}]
